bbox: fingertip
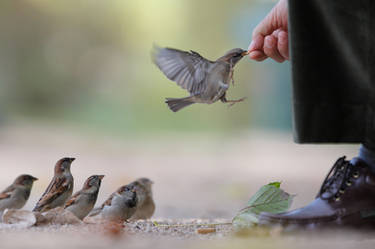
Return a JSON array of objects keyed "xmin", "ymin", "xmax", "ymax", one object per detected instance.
[
  {"xmin": 248, "ymin": 40, "xmax": 255, "ymax": 51},
  {"xmin": 264, "ymin": 35, "xmax": 276, "ymax": 49},
  {"xmin": 278, "ymin": 31, "xmax": 289, "ymax": 60},
  {"xmin": 249, "ymin": 51, "xmax": 267, "ymax": 61},
  {"xmin": 248, "ymin": 35, "xmax": 264, "ymax": 52},
  {"xmin": 278, "ymin": 30, "xmax": 288, "ymax": 44},
  {"xmin": 264, "ymin": 35, "xmax": 284, "ymax": 63},
  {"xmin": 272, "ymin": 29, "xmax": 281, "ymax": 39}
]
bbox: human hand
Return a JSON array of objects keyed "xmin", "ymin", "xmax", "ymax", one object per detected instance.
[{"xmin": 248, "ymin": 0, "xmax": 289, "ymax": 62}]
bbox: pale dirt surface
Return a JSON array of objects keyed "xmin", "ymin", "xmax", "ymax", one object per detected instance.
[{"xmin": 0, "ymin": 123, "xmax": 373, "ymax": 249}]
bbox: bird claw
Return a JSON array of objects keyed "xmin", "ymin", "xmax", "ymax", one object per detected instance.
[{"xmin": 226, "ymin": 97, "xmax": 247, "ymax": 108}]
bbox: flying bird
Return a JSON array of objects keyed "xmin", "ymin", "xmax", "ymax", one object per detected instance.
[{"xmin": 153, "ymin": 46, "xmax": 249, "ymax": 112}]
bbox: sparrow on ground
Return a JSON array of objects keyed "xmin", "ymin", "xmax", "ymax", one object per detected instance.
[
  {"xmin": 64, "ymin": 175, "xmax": 104, "ymax": 220},
  {"xmin": 0, "ymin": 175, "xmax": 38, "ymax": 214},
  {"xmin": 129, "ymin": 177, "xmax": 155, "ymax": 220},
  {"xmin": 33, "ymin": 157, "xmax": 75, "ymax": 213},
  {"xmin": 89, "ymin": 184, "xmax": 137, "ymax": 221},
  {"xmin": 153, "ymin": 46, "xmax": 249, "ymax": 112}
]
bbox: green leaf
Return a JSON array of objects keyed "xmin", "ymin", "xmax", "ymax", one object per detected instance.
[
  {"xmin": 232, "ymin": 212, "xmax": 259, "ymax": 228},
  {"xmin": 232, "ymin": 182, "xmax": 294, "ymax": 228},
  {"xmin": 267, "ymin": 182, "xmax": 281, "ymax": 188}
]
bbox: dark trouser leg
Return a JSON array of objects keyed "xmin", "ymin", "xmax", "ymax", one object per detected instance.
[{"xmin": 289, "ymin": 0, "xmax": 375, "ymax": 147}]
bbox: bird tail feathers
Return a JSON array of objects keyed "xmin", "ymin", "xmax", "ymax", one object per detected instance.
[{"xmin": 165, "ymin": 97, "xmax": 195, "ymax": 112}]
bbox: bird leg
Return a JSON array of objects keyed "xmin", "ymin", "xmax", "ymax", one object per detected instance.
[
  {"xmin": 221, "ymin": 95, "xmax": 247, "ymax": 107},
  {"xmin": 229, "ymin": 62, "xmax": 235, "ymax": 86}
]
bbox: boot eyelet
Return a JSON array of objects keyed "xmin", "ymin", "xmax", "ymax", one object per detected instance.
[
  {"xmin": 346, "ymin": 180, "xmax": 352, "ymax": 186},
  {"xmin": 352, "ymin": 172, "xmax": 359, "ymax": 178},
  {"xmin": 334, "ymin": 195, "xmax": 341, "ymax": 201},
  {"xmin": 339, "ymin": 188, "xmax": 345, "ymax": 194}
]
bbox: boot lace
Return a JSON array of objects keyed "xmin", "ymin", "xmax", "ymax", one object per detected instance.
[{"xmin": 317, "ymin": 156, "xmax": 360, "ymax": 201}]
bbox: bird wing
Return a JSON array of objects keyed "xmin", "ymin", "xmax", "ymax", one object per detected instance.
[
  {"xmin": 64, "ymin": 190, "xmax": 81, "ymax": 208},
  {"xmin": 0, "ymin": 192, "xmax": 10, "ymax": 200},
  {"xmin": 153, "ymin": 46, "xmax": 213, "ymax": 95},
  {"xmin": 88, "ymin": 207, "xmax": 101, "ymax": 217},
  {"xmin": 34, "ymin": 176, "xmax": 71, "ymax": 210},
  {"xmin": 100, "ymin": 185, "xmax": 133, "ymax": 208},
  {"xmin": 101, "ymin": 191, "xmax": 116, "ymax": 208},
  {"xmin": 0, "ymin": 185, "xmax": 16, "ymax": 200}
]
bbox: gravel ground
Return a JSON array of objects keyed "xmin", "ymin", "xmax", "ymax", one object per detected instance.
[
  {"xmin": 2, "ymin": 220, "xmax": 375, "ymax": 249},
  {"xmin": 125, "ymin": 219, "xmax": 233, "ymax": 238},
  {"xmin": 0, "ymin": 124, "xmax": 374, "ymax": 249}
]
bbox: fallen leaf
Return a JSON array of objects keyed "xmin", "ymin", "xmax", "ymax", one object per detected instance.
[
  {"xmin": 233, "ymin": 182, "xmax": 294, "ymax": 228},
  {"xmin": 196, "ymin": 228, "xmax": 216, "ymax": 234}
]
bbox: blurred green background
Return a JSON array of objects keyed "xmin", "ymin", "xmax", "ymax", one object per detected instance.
[{"xmin": 0, "ymin": 0, "xmax": 291, "ymax": 136}]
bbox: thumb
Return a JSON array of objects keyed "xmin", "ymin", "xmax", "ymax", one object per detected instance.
[
  {"xmin": 252, "ymin": 0, "xmax": 288, "ymax": 38},
  {"xmin": 253, "ymin": 9, "xmax": 279, "ymax": 38}
]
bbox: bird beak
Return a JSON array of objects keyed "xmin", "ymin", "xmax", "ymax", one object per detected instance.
[
  {"xmin": 70, "ymin": 158, "xmax": 76, "ymax": 163},
  {"xmin": 241, "ymin": 50, "xmax": 250, "ymax": 56},
  {"xmin": 32, "ymin": 176, "xmax": 38, "ymax": 181},
  {"xmin": 98, "ymin": 175, "xmax": 105, "ymax": 180}
]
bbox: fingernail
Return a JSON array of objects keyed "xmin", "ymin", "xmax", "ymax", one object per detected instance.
[
  {"xmin": 248, "ymin": 40, "xmax": 255, "ymax": 51},
  {"xmin": 264, "ymin": 36, "xmax": 273, "ymax": 48},
  {"xmin": 249, "ymin": 51, "xmax": 257, "ymax": 59}
]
